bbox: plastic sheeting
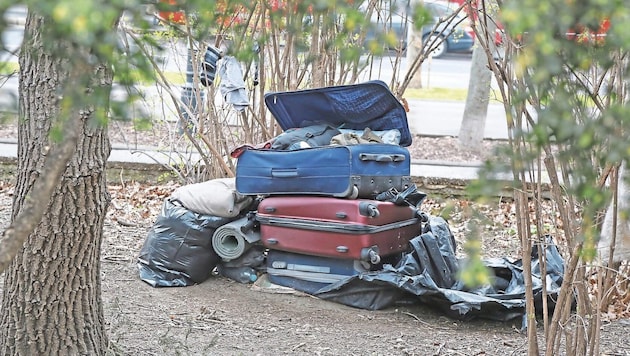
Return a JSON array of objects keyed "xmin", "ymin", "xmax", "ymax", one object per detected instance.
[
  {"xmin": 314, "ymin": 216, "xmax": 565, "ymax": 322},
  {"xmin": 138, "ymin": 199, "xmax": 235, "ymax": 287}
]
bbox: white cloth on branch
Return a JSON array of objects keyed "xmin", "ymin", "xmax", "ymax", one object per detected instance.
[
  {"xmin": 217, "ymin": 56, "xmax": 249, "ymax": 112},
  {"xmin": 598, "ymin": 163, "xmax": 630, "ymax": 263}
]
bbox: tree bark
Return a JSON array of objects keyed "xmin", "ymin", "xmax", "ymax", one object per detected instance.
[
  {"xmin": 405, "ymin": 0, "xmax": 424, "ymax": 89},
  {"xmin": 0, "ymin": 10, "xmax": 112, "ymax": 355},
  {"xmin": 458, "ymin": 44, "xmax": 492, "ymax": 150},
  {"xmin": 458, "ymin": 3, "xmax": 498, "ymax": 151},
  {"xmin": 310, "ymin": 13, "xmax": 325, "ymax": 88}
]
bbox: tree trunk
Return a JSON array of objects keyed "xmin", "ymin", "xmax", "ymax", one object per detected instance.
[
  {"xmin": 310, "ymin": 13, "xmax": 325, "ymax": 88},
  {"xmin": 0, "ymin": 11, "xmax": 111, "ymax": 355},
  {"xmin": 458, "ymin": 5, "xmax": 498, "ymax": 151},
  {"xmin": 405, "ymin": 2, "xmax": 423, "ymax": 89},
  {"xmin": 458, "ymin": 44, "xmax": 492, "ymax": 150}
]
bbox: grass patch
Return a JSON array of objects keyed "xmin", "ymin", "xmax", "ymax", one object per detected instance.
[
  {"xmin": 0, "ymin": 61, "xmax": 185, "ymax": 85},
  {"xmin": 2, "ymin": 61, "xmax": 472, "ymax": 101},
  {"xmin": 404, "ymin": 87, "xmax": 468, "ymax": 101},
  {"xmin": 160, "ymin": 71, "xmax": 185, "ymax": 85},
  {"xmin": 0, "ymin": 62, "xmax": 19, "ymax": 75},
  {"xmin": 403, "ymin": 87, "xmax": 506, "ymax": 104},
  {"xmin": 128, "ymin": 71, "xmax": 185, "ymax": 85}
]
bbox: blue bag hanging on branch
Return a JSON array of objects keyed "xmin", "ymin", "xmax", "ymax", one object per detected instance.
[{"xmin": 137, "ymin": 198, "xmax": 235, "ymax": 287}]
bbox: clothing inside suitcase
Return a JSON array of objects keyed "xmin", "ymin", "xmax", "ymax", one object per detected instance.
[{"xmin": 264, "ymin": 80, "xmax": 412, "ymax": 147}]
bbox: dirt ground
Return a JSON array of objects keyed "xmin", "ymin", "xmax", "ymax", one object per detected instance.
[
  {"xmin": 2, "ymin": 183, "xmax": 628, "ymax": 355},
  {"xmin": 98, "ymin": 184, "xmax": 630, "ymax": 356},
  {"xmin": 0, "ymin": 121, "xmax": 629, "ymax": 355}
]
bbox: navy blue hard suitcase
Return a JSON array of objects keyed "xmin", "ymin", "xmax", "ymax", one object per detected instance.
[
  {"xmin": 266, "ymin": 249, "xmax": 401, "ymax": 294},
  {"xmin": 235, "ymin": 80, "xmax": 413, "ymax": 199}
]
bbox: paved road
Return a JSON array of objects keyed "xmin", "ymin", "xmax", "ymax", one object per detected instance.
[
  {"xmin": 1, "ymin": 78, "xmax": 510, "ymax": 141},
  {"xmin": 1, "ymin": 11, "xmax": 509, "ymax": 141},
  {"xmin": 407, "ymin": 99, "xmax": 508, "ymax": 139},
  {"xmin": 1, "ymin": 62, "xmax": 509, "ymax": 141}
]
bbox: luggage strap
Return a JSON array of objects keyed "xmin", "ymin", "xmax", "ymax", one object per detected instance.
[{"xmin": 267, "ymin": 267, "xmax": 353, "ymax": 284}]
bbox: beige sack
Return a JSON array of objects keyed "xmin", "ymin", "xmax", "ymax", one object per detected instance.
[{"xmin": 171, "ymin": 178, "xmax": 253, "ymax": 218}]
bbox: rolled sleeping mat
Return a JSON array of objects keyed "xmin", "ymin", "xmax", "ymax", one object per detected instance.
[{"xmin": 212, "ymin": 216, "xmax": 261, "ymax": 261}]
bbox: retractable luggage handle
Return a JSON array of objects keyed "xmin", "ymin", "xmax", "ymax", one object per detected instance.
[{"xmin": 359, "ymin": 153, "xmax": 406, "ymax": 162}]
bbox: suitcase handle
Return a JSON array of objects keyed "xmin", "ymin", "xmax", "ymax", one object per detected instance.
[
  {"xmin": 359, "ymin": 153, "xmax": 406, "ymax": 162},
  {"xmin": 271, "ymin": 168, "xmax": 298, "ymax": 178}
]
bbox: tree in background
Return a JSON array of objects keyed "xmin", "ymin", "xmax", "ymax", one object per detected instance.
[{"xmin": 458, "ymin": 0, "xmax": 499, "ymax": 151}]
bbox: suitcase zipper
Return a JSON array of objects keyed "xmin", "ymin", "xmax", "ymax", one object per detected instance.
[{"xmin": 256, "ymin": 215, "xmax": 420, "ymax": 234}]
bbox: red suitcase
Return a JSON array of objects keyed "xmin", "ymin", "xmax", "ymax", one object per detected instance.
[{"xmin": 256, "ymin": 196, "xmax": 422, "ymax": 264}]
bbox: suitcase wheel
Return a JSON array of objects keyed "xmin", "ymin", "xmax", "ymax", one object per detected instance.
[
  {"xmin": 368, "ymin": 251, "xmax": 381, "ymax": 264},
  {"xmin": 347, "ymin": 186, "xmax": 359, "ymax": 199},
  {"xmin": 360, "ymin": 246, "xmax": 381, "ymax": 264},
  {"xmin": 359, "ymin": 201, "xmax": 380, "ymax": 218}
]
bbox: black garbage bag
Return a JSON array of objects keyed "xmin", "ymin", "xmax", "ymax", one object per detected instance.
[
  {"xmin": 220, "ymin": 244, "xmax": 266, "ymax": 269},
  {"xmin": 138, "ymin": 198, "xmax": 235, "ymax": 287},
  {"xmin": 315, "ymin": 217, "xmax": 565, "ymax": 322}
]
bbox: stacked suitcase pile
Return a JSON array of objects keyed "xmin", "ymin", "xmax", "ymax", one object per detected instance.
[{"xmin": 233, "ymin": 81, "xmax": 424, "ymax": 294}]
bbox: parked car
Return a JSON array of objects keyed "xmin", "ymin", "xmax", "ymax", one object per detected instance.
[
  {"xmin": 363, "ymin": 0, "xmax": 475, "ymax": 58},
  {"xmin": 446, "ymin": 0, "xmax": 505, "ymax": 47}
]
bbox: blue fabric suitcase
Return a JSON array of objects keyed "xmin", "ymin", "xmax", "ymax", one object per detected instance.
[
  {"xmin": 266, "ymin": 249, "xmax": 400, "ymax": 294},
  {"xmin": 235, "ymin": 80, "xmax": 412, "ymax": 199}
]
